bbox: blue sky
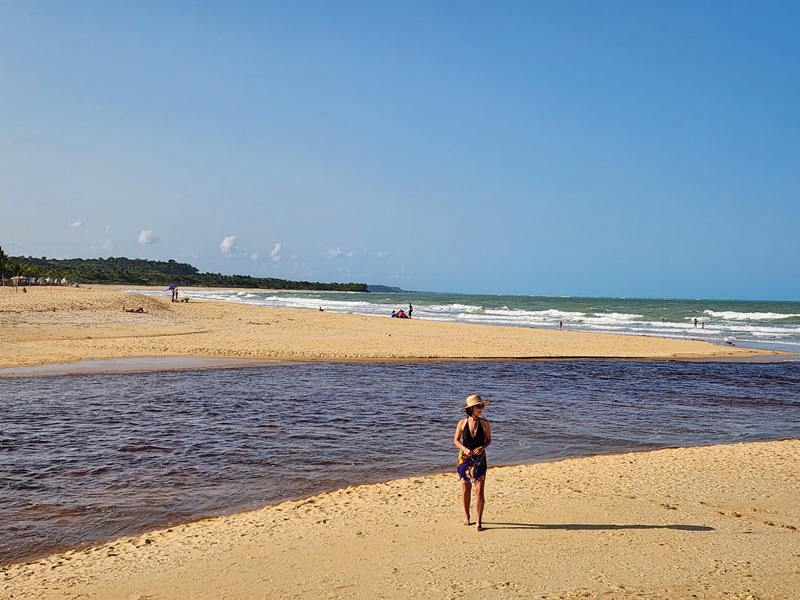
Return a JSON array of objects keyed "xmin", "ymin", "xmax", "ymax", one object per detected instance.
[{"xmin": 1, "ymin": 1, "xmax": 798, "ymax": 299}]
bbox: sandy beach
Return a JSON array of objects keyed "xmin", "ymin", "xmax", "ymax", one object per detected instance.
[
  {"xmin": 0, "ymin": 285, "xmax": 775, "ymax": 372},
  {"xmin": 2, "ymin": 440, "xmax": 797, "ymax": 599},
  {"xmin": 2, "ymin": 286, "xmax": 797, "ymax": 598}
]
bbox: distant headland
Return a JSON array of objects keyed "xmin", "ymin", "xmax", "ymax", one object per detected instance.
[{"xmin": 0, "ymin": 251, "xmax": 368, "ymax": 292}]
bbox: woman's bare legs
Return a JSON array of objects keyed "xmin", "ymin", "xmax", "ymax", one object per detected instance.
[
  {"xmin": 474, "ymin": 478, "xmax": 485, "ymax": 531},
  {"xmin": 461, "ymin": 480, "xmax": 472, "ymax": 525}
]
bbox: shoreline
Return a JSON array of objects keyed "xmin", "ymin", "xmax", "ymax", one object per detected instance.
[
  {"xmin": 6, "ymin": 436, "xmax": 796, "ymax": 567},
  {"xmin": 3, "ymin": 440, "xmax": 798, "ymax": 599},
  {"xmin": 0, "ymin": 286, "xmax": 783, "ymax": 372},
  {"xmin": 1, "ymin": 351, "xmax": 796, "ymax": 379}
]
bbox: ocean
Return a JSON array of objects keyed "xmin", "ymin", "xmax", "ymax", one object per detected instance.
[
  {"xmin": 2, "ymin": 360, "xmax": 799, "ymax": 565},
  {"xmin": 135, "ymin": 289, "xmax": 800, "ymax": 354}
]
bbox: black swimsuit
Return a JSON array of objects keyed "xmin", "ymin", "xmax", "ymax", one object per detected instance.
[{"xmin": 461, "ymin": 419, "xmax": 486, "ymax": 450}]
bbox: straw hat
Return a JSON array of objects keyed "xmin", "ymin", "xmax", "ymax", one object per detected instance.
[{"xmin": 460, "ymin": 393, "xmax": 491, "ymax": 412}]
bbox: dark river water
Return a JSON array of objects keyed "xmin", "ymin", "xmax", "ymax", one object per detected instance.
[{"xmin": 1, "ymin": 359, "xmax": 798, "ymax": 565}]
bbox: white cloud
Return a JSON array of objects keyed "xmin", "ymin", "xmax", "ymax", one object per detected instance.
[
  {"xmin": 137, "ymin": 230, "xmax": 160, "ymax": 245},
  {"xmin": 376, "ymin": 250, "xmax": 389, "ymax": 258},
  {"xmin": 220, "ymin": 235, "xmax": 238, "ymax": 255},
  {"xmin": 270, "ymin": 242, "xmax": 282, "ymax": 262},
  {"xmin": 250, "ymin": 253, "xmax": 259, "ymax": 261},
  {"xmin": 89, "ymin": 238, "xmax": 114, "ymax": 251},
  {"xmin": 327, "ymin": 246, "xmax": 353, "ymax": 259},
  {"xmin": 69, "ymin": 221, "xmax": 89, "ymax": 233}
]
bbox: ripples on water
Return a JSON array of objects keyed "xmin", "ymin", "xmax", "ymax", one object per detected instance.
[{"xmin": 1, "ymin": 360, "xmax": 798, "ymax": 564}]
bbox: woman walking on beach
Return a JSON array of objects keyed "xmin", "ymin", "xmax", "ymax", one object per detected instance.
[{"xmin": 454, "ymin": 394, "xmax": 492, "ymax": 531}]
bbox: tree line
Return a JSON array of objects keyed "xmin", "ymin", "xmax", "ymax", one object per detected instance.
[{"xmin": 0, "ymin": 248, "xmax": 368, "ymax": 292}]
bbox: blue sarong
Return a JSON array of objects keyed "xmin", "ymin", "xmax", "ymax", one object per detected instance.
[{"xmin": 457, "ymin": 450, "xmax": 487, "ymax": 482}]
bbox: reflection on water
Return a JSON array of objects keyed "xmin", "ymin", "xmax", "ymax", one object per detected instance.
[{"xmin": 1, "ymin": 360, "xmax": 798, "ymax": 564}]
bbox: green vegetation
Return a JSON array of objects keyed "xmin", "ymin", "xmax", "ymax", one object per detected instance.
[
  {"xmin": 0, "ymin": 246, "xmax": 40, "ymax": 284},
  {"xmin": 1, "ymin": 248, "xmax": 368, "ymax": 292}
]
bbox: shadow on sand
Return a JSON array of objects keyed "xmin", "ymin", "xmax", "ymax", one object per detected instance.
[{"xmin": 482, "ymin": 522, "xmax": 714, "ymax": 532}]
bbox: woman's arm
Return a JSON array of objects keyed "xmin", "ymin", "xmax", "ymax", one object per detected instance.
[{"xmin": 453, "ymin": 418, "xmax": 472, "ymax": 456}]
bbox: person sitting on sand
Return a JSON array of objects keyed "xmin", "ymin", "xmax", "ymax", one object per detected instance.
[
  {"xmin": 396, "ymin": 309, "xmax": 408, "ymax": 318},
  {"xmin": 454, "ymin": 394, "xmax": 492, "ymax": 532}
]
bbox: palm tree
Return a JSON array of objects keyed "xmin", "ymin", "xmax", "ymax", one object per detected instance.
[{"xmin": 0, "ymin": 245, "xmax": 8, "ymax": 286}]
